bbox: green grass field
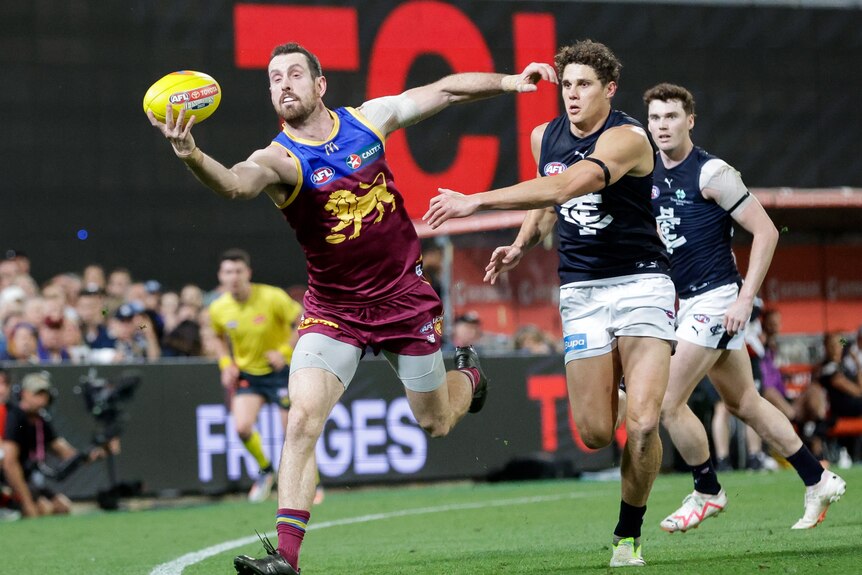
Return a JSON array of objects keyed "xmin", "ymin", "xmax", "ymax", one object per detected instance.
[{"xmin": 2, "ymin": 466, "xmax": 859, "ymax": 574}]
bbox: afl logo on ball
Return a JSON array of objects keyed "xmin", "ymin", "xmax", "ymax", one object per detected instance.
[
  {"xmin": 543, "ymin": 162, "xmax": 567, "ymax": 176},
  {"xmin": 651, "ymin": 186, "xmax": 660, "ymax": 199},
  {"xmin": 311, "ymin": 166, "xmax": 335, "ymax": 185},
  {"xmin": 346, "ymin": 154, "xmax": 362, "ymax": 170}
]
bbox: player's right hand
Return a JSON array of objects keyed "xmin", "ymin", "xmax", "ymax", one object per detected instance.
[
  {"xmin": 220, "ymin": 364, "xmax": 240, "ymax": 389},
  {"xmin": 147, "ymin": 104, "xmax": 198, "ymax": 158},
  {"xmin": 484, "ymin": 244, "xmax": 524, "ymax": 285}
]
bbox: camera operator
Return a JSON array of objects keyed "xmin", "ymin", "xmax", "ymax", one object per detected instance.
[{"xmin": 1, "ymin": 371, "xmax": 106, "ymax": 518}]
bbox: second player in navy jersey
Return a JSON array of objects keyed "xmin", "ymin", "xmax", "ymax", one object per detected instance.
[
  {"xmin": 426, "ymin": 40, "xmax": 676, "ymax": 568},
  {"xmin": 644, "ymin": 83, "xmax": 844, "ymax": 534}
]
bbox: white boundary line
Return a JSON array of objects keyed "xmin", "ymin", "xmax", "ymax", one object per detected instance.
[{"xmin": 149, "ymin": 491, "xmax": 594, "ymax": 575}]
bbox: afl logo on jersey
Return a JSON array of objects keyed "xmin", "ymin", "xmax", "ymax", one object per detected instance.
[
  {"xmin": 543, "ymin": 162, "xmax": 567, "ymax": 176},
  {"xmin": 311, "ymin": 166, "xmax": 335, "ymax": 185},
  {"xmin": 346, "ymin": 154, "xmax": 362, "ymax": 170},
  {"xmin": 651, "ymin": 185, "xmax": 660, "ymax": 200}
]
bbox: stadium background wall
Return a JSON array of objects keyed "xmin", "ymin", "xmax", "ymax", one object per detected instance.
[
  {"xmin": 2, "ymin": 1, "xmax": 861, "ymax": 291},
  {"xmin": 2, "ymin": 357, "xmax": 662, "ymax": 499}
]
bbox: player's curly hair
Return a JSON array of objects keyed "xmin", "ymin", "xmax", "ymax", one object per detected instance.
[
  {"xmin": 643, "ymin": 83, "xmax": 696, "ymax": 117},
  {"xmin": 270, "ymin": 42, "xmax": 323, "ymax": 79},
  {"xmin": 554, "ymin": 40, "xmax": 621, "ymax": 86}
]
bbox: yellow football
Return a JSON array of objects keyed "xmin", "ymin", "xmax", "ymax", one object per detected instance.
[{"xmin": 143, "ymin": 71, "xmax": 221, "ymax": 123}]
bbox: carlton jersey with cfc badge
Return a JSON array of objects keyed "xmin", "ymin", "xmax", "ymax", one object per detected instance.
[
  {"xmin": 651, "ymin": 146, "xmax": 741, "ymax": 298},
  {"xmin": 272, "ymin": 107, "xmax": 423, "ymax": 306},
  {"xmin": 539, "ymin": 110, "xmax": 669, "ymax": 285}
]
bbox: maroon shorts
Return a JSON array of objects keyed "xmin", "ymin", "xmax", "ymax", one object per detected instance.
[{"xmin": 298, "ymin": 280, "xmax": 443, "ymax": 356}]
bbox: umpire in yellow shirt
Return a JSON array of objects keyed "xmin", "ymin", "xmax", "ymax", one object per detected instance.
[{"xmin": 208, "ymin": 248, "xmax": 302, "ymax": 502}]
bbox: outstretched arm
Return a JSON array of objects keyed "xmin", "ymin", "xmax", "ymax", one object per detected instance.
[
  {"xmin": 147, "ymin": 106, "xmax": 297, "ymax": 203},
  {"xmin": 484, "ymin": 208, "xmax": 557, "ymax": 285},
  {"xmin": 424, "ymin": 125, "xmax": 653, "ymax": 228},
  {"xmin": 359, "ymin": 62, "xmax": 557, "ymax": 136}
]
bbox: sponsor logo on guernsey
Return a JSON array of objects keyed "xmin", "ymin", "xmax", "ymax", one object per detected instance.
[
  {"xmin": 358, "ymin": 142, "xmax": 382, "ymax": 162},
  {"xmin": 253, "ymin": 314, "xmax": 266, "ymax": 324},
  {"xmin": 346, "ymin": 154, "xmax": 362, "ymax": 170},
  {"xmin": 675, "ymin": 189, "xmax": 686, "ymax": 200},
  {"xmin": 651, "ymin": 185, "xmax": 660, "ymax": 200},
  {"xmin": 226, "ymin": 321, "xmax": 238, "ymax": 329},
  {"xmin": 694, "ymin": 314, "xmax": 710, "ymax": 324},
  {"xmin": 311, "ymin": 166, "xmax": 336, "ymax": 185},
  {"xmin": 543, "ymin": 161, "xmax": 567, "ymax": 176},
  {"xmin": 564, "ymin": 333, "xmax": 588, "ymax": 352}
]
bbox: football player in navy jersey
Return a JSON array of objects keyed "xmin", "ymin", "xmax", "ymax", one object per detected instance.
[
  {"xmin": 427, "ymin": 40, "xmax": 676, "ymax": 568},
  {"xmin": 644, "ymin": 83, "xmax": 844, "ymax": 533},
  {"xmin": 149, "ymin": 43, "xmax": 555, "ymax": 575}
]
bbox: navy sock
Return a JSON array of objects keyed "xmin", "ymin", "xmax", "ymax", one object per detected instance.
[
  {"xmin": 614, "ymin": 500, "xmax": 646, "ymax": 539},
  {"xmin": 786, "ymin": 445, "xmax": 824, "ymax": 487},
  {"xmin": 691, "ymin": 459, "xmax": 722, "ymax": 495}
]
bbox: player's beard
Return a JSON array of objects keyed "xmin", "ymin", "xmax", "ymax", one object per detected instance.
[{"xmin": 278, "ymin": 94, "xmax": 316, "ymax": 123}]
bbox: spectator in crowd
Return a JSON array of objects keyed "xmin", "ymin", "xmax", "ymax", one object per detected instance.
[
  {"xmin": 36, "ymin": 315, "xmax": 70, "ymax": 364},
  {"xmin": 47, "ymin": 273, "xmax": 83, "ymax": 309},
  {"xmin": 75, "ymin": 284, "xmax": 115, "ymax": 351},
  {"xmin": 82, "ymin": 264, "xmax": 106, "ymax": 292},
  {"xmin": 842, "ymin": 326, "xmax": 862, "ymax": 380},
  {"xmin": 160, "ymin": 291, "xmax": 181, "ymax": 334},
  {"xmin": 819, "ymin": 332, "xmax": 862, "ymax": 418},
  {"xmin": 5, "ymin": 250, "xmax": 30, "ymax": 277},
  {"xmin": 420, "ymin": 239, "xmax": 445, "ymax": 297},
  {"xmin": 0, "ymin": 306, "xmax": 25, "ymax": 358},
  {"xmin": 105, "ymin": 268, "xmax": 132, "ymax": 313},
  {"xmin": 22, "ymin": 296, "xmax": 46, "ymax": 328},
  {"xmin": 0, "ymin": 257, "xmax": 20, "ymax": 290},
  {"xmin": 2, "ymin": 323, "xmax": 40, "ymax": 363},
  {"xmin": 162, "ymin": 303, "xmax": 203, "ymax": 357},
  {"xmin": 62, "ymin": 314, "xmax": 90, "ymax": 364},
  {"xmin": 0, "ymin": 368, "xmax": 17, "ymax": 522},
  {"xmin": 1, "ymin": 372, "xmax": 104, "ymax": 518},
  {"xmin": 513, "ymin": 324, "xmax": 555, "ymax": 355},
  {"xmin": 110, "ymin": 303, "xmax": 161, "ymax": 362},
  {"xmin": 180, "ymin": 283, "xmax": 205, "ymax": 313},
  {"xmin": 445, "ymin": 311, "xmax": 484, "ymax": 351}
]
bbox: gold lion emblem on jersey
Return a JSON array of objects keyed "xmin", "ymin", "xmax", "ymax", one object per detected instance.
[{"xmin": 324, "ymin": 172, "xmax": 396, "ymax": 244}]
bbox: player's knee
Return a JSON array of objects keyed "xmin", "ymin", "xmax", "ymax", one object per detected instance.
[
  {"xmin": 580, "ymin": 426, "xmax": 613, "ymax": 449},
  {"xmin": 416, "ymin": 414, "xmax": 452, "ymax": 438},
  {"xmin": 626, "ymin": 412, "xmax": 660, "ymax": 440},
  {"xmin": 284, "ymin": 406, "xmax": 325, "ymax": 443},
  {"xmin": 234, "ymin": 422, "xmax": 255, "ymax": 439}
]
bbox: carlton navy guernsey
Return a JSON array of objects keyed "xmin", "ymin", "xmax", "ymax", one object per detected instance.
[
  {"xmin": 539, "ymin": 110, "xmax": 669, "ymax": 285},
  {"xmin": 651, "ymin": 146, "xmax": 741, "ymax": 298},
  {"xmin": 272, "ymin": 108, "xmax": 423, "ymax": 306}
]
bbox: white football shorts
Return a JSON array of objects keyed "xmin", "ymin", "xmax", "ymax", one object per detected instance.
[
  {"xmin": 560, "ymin": 274, "xmax": 677, "ymax": 363},
  {"xmin": 676, "ymin": 283, "xmax": 744, "ymax": 350}
]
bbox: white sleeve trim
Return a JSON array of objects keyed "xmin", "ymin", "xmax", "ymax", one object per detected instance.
[
  {"xmin": 700, "ymin": 158, "xmax": 752, "ymax": 213},
  {"xmin": 357, "ymin": 95, "xmax": 422, "ymax": 136}
]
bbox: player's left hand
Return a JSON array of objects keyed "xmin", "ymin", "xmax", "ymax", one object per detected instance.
[
  {"xmin": 503, "ymin": 62, "xmax": 558, "ymax": 93},
  {"xmin": 723, "ymin": 297, "xmax": 753, "ymax": 336},
  {"xmin": 423, "ymin": 189, "xmax": 480, "ymax": 229},
  {"xmin": 266, "ymin": 350, "xmax": 286, "ymax": 371}
]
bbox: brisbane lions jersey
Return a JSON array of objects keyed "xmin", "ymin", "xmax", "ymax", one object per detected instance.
[
  {"xmin": 651, "ymin": 146, "xmax": 741, "ymax": 298},
  {"xmin": 272, "ymin": 108, "xmax": 423, "ymax": 305},
  {"xmin": 538, "ymin": 110, "xmax": 669, "ymax": 285}
]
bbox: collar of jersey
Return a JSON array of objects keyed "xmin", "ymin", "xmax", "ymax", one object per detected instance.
[{"xmin": 281, "ymin": 109, "xmax": 340, "ymax": 146}]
